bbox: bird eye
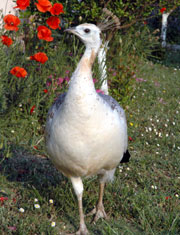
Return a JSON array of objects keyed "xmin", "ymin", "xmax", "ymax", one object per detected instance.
[{"xmin": 84, "ymin": 28, "xmax": 90, "ymax": 33}]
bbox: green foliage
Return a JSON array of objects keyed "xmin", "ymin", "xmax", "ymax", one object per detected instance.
[{"xmin": 107, "ymin": 24, "xmax": 159, "ymax": 105}]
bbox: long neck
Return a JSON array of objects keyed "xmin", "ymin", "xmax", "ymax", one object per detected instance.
[{"xmin": 68, "ymin": 43, "xmax": 101, "ymax": 95}]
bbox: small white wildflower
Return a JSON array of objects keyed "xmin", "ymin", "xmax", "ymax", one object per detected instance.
[
  {"xmin": 149, "ymin": 127, "xmax": 152, "ymax": 132},
  {"xmin": 34, "ymin": 204, "xmax": 40, "ymax": 209},
  {"xmin": 49, "ymin": 199, "xmax": 54, "ymax": 204},
  {"xmin": 165, "ymin": 124, "xmax": 168, "ymax": 127},
  {"xmin": 166, "ymin": 134, "xmax": 169, "ymax": 137},
  {"xmin": 51, "ymin": 221, "xmax": 56, "ymax": 227},
  {"xmin": 19, "ymin": 103, "xmax": 22, "ymax": 107},
  {"xmin": 158, "ymin": 132, "xmax": 162, "ymax": 137},
  {"xmin": 157, "ymin": 119, "xmax": 159, "ymax": 123},
  {"xmin": 176, "ymin": 111, "xmax": 179, "ymax": 114},
  {"xmin": 175, "ymin": 194, "xmax": 179, "ymax": 198},
  {"xmin": 151, "ymin": 185, "xmax": 157, "ymax": 189},
  {"xmin": 11, "ymin": 130, "xmax": 15, "ymax": 133},
  {"xmin": 141, "ymin": 134, "xmax": 144, "ymax": 137},
  {"xmin": 146, "ymin": 142, "xmax": 149, "ymax": 145},
  {"xmin": 157, "ymin": 144, "xmax": 160, "ymax": 147},
  {"xmin": 127, "ymin": 167, "xmax": 130, "ymax": 171},
  {"xmin": 177, "ymin": 147, "xmax": 180, "ymax": 150},
  {"xmin": 34, "ymin": 198, "xmax": 38, "ymax": 202},
  {"xmin": 19, "ymin": 208, "xmax": 25, "ymax": 213},
  {"xmin": 167, "ymin": 119, "xmax": 169, "ymax": 122},
  {"xmin": 172, "ymin": 122, "xmax": 175, "ymax": 125},
  {"xmin": 119, "ymin": 169, "xmax": 122, "ymax": 173},
  {"xmin": 150, "ymin": 118, "xmax": 152, "ymax": 121},
  {"xmin": 156, "ymin": 152, "xmax": 159, "ymax": 154}
]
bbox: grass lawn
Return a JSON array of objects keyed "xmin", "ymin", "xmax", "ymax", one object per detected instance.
[{"xmin": 0, "ymin": 61, "xmax": 180, "ymax": 234}]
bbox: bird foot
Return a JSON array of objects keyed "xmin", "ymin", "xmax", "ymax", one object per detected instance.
[
  {"xmin": 87, "ymin": 204, "xmax": 108, "ymax": 223},
  {"xmin": 75, "ymin": 225, "xmax": 89, "ymax": 235}
]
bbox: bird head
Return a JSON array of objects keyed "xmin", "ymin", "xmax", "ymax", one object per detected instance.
[{"xmin": 65, "ymin": 23, "xmax": 101, "ymax": 48}]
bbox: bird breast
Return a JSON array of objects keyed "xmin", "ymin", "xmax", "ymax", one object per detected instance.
[{"xmin": 46, "ymin": 95, "xmax": 126, "ymax": 178}]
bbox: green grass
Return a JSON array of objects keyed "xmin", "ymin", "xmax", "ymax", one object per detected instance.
[{"xmin": 0, "ymin": 60, "xmax": 180, "ymax": 234}]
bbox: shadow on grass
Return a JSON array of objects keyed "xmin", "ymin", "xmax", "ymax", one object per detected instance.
[{"xmin": 0, "ymin": 148, "xmax": 106, "ymax": 234}]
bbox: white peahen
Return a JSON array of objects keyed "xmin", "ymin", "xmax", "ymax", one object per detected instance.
[{"xmin": 45, "ymin": 23, "xmax": 130, "ymax": 235}]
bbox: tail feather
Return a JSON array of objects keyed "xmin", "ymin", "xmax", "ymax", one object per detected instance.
[{"xmin": 120, "ymin": 150, "xmax": 131, "ymax": 163}]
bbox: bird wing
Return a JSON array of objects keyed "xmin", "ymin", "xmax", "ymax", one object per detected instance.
[
  {"xmin": 97, "ymin": 93, "xmax": 126, "ymax": 119},
  {"xmin": 45, "ymin": 92, "xmax": 66, "ymax": 143}
]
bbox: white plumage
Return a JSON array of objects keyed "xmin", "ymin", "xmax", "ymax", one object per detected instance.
[{"xmin": 45, "ymin": 23, "xmax": 130, "ymax": 235}]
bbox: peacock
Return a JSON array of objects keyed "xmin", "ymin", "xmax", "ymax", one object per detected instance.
[{"xmin": 45, "ymin": 18, "xmax": 130, "ymax": 235}]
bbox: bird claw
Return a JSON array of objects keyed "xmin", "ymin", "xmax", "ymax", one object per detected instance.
[
  {"xmin": 67, "ymin": 226, "xmax": 89, "ymax": 235},
  {"xmin": 86, "ymin": 204, "xmax": 108, "ymax": 223},
  {"xmin": 75, "ymin": 226, "xmax": 89, "ymax": 235}
]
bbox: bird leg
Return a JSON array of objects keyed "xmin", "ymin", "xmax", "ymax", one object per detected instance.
[
  {"xmin": 71, "ymin": 177, "xmax": 89, "ymax": 235},
  {"xmin": 87, "ymin": 182, "xmax": 108, "ymax": 223}
]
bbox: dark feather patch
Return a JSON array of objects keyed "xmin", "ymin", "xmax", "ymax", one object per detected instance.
[{"xmin": 120, "ymin": 150, "xmax": 131, "ymax": 163}]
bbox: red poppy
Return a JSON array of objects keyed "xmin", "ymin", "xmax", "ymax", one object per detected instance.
[
  {"xmin": 30, "ymin": 105, "xmax": 36, "ymax": 114},
  {"xmin": 46, "ymin": 16, "xmax": 61, "ymax": 30},
  {"xmin": 0, "ymin": 197, "xmax": 8, "ymax": 202},
  {"xmin": 50, "ymin": 3, "xmax": 64, "ymax": 15},
  {"xmin": 1, "ymin": 35, "xmax": 13, "ymax": 47},
  {"xmin": 14, "ymin": 0, "xmax": 30, "ymax": 10},
  {"xmin": 165, "ymin": 196, "xmax": 171, "ymax": 200},
  {"xmin": 33, "ymin": 145, "xmax": 38, "ymax": 149},
  {"xmin": 10, "ymin": 66, "xmax": 27, "ymax": 78},
  {"xmin": 160, "ymin": 7, "xmax": 166, "ymax": 13},
  {"xmin": 37, "ymin": 25, "xmax": 53, "ymax": 41},
  {"xmin": 30, "ymin": 52, "xmax": 48, "ymax": 64},
  {"xmin": 44, "ymin": 89, "xmax": 48, "ymax": 93},
  {"xmin": 0, "ymin": 197, "xmax": 8, "ymax": 205},
  {"xmin": 12, "ymin": 198, "xmax": 16, "ymax": 203},
  {"xmin": 3, "ymin": 14, "xmax": 21, "ymax": 31},
  {"xmin": 128, "ymin": 136, "xmax": 133, "ymax": 141},
  {"xmin": 35, "ymin": 0, "xmax": 52, "ymax": 13}
]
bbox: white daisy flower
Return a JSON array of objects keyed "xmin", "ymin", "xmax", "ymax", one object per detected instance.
[
  {"xmin": 34, "ymin": 198, "xmax": 38, "ymax": 202},
  {"xmin": 49, "ymin": 199, "xmax": 54, "ymax": 204},
  {"xmin": 19, "ymin": 208, "xmax": 25, "ymax": 213},
  {"xmin": 34, "ymin": 204, "xmax": 40, "ymax": 209},
  {"xmin": 51, "ymin": 221, "xmax": 56, "ymax": 227}
]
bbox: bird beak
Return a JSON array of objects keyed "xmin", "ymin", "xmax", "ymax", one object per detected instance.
[{"xmin": 64, "ymin": 27, "xmax": 76, "ymax": 34}]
